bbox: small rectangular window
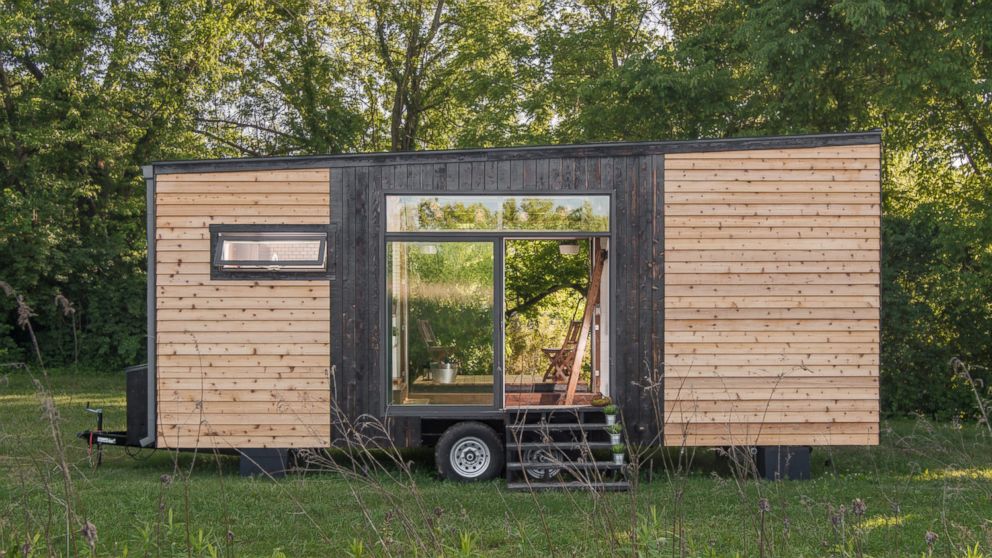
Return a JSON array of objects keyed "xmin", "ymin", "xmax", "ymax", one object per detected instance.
[{"xmin": 209, "ymin": 225, "xmax": 331, "ymax": 280}]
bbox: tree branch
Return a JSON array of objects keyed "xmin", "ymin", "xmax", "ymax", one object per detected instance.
[
  {"xmin": 505, "ymin": 283, "xmax": 585, "ymax": 318},
  {"xmin": 195, "ymin": 116, "xmax": 303, "ymax": 141},
  {"xmin": 193, "ymin": 128, "xmax": 262, "ymax": 156}
]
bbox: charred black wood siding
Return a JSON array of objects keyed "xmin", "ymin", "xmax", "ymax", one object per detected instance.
[{"xmin": 329, "ymin": 152, "xmax": 666, "ymax": 445}]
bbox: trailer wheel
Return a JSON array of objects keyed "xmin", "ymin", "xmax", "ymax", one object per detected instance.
[{"xmin": 435, "ymin": 422, "xmax": 504, "ymax": 482}]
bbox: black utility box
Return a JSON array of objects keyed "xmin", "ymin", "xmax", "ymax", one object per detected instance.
[
  {"xmin": 125, "ymin": 364, "xmax": 148, "ymax": 446},
  {"xmin": 756, "ymin": 446, "xmax": 811, "ymax": 480}
]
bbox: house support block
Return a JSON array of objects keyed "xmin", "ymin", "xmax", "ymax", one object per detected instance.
[
  {"xmin": 756, "ymin": 446, "xmax": 810, "ymax": 480},
  {"xmin": 239, "ymin": 449, "xmax": 289, "ymax": 478}
]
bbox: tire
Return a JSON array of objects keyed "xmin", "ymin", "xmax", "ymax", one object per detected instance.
[{"xmin": 435, "ymin": 422, "xmax": 504, "ymax": 482}]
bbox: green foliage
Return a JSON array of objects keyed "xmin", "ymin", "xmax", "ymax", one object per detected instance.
[{"xmin": 1, "ymin": 0, "xmax": 990, "ymax": 418}]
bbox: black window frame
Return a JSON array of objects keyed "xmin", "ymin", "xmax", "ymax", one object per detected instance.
[{"xmin": 209, "ymin": 224, "xmax": 334, "ymax": 280}]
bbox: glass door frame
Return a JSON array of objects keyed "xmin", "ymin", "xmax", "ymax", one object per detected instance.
[{"xmin": 381, "ymin": 191, "xmax": 615, "ymax": 417}]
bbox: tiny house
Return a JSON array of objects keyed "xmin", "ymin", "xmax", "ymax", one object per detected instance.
[{"xmin": 114, "ymin": 131, "xmax": 881, "ymax": 485}]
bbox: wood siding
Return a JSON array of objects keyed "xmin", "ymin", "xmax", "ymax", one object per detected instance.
[
  {"xmin": 332, "ymin": 156, "xmax": 665, "ymax": 445},
  {"xmin": 154, "ymin": 169, "xmax": 331, "ymax": 449},
  {"xmin": 662, "ymin": 145, "xmax": 881, "ymax": 446}
]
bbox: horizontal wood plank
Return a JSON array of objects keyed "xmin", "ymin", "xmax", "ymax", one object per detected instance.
[
  {"xmin": 664, "ymin": 158, "xmax": 880, "ymax": 170},
  {"xmin": 665, "ymin": 146, "xmax": 880, "ymax": 159},
  {"xmin": 665, "ymin": 250, "xmax": 878, "ymax": 262},
  {"xmin": 156, "ymin": 193, "xmax": 330, "ymax": 206},
  {"xmin": 665, "ymin": 227, "xmax": 878, "ymax": 239},
  {"xmin": 156, "ymin": 181, "xmax": 330, "ymax": 194},
  {"xmin": 157, "ymin": 216, "xmax": 330, "ymax": 227},
  {"xmin": 158, "ymin": 343, "xmax": 330, "ymax": 356},
  {"xmin": 157, "ymin": 205, "xmax": 329, "ymax": 216},
  {"xmin": 665, "ymin": 273, "xmax": 879, "ymax": 286},
  {"xmin": 157, "ymin": 309, "xmax": 329, "ymax": 321},
  {"xmin": 157, "ymin": 331, "xmax": 330, "ymax": 344},
  {"xmin": 665, "ymin": 169, "xmax": 880, "ymax": 181},
  {"xmin": 667, "ymin": 181, "xmax": 880, "ymax": 193},
  {"xmin": 157, "ymin": 297, "xmax": 329, "ymax": 309},
  {"xmin": 157, "ymin": 169, "xmax": 329, "ymax": 182},
  {"xmin": 665, "ymin": 204, "xmax": 880, "ymax": 216}
]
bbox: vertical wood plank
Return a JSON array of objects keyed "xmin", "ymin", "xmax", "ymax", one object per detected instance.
[
  {"xmin": 636, "ymin": 155, "xmax": 652, "ymax": 438},
  {"xmin": 353, "ymin": 166, "xmax": 369, "ymax": 419},
  {"xmin": 433, "ymin": 163, "xmax": 446, "ymax": 191},
  {"xmin": 342, "ymin": 166, "xmax": 358, "ymax": 418},
  {"xmin": 485, "ymin": 160, "xmax": 498, "ymax": 192},
  {"xmin": 549, "ymin": 158, "xmax": 562, "ymax": 191},
  {"xmin": 536, "ymin": 158, "xmax": 549, "ymax": 190},
  {"xmin": 497, "ymin": 160, "xmax": 511, "ymax": 191},
  {"xmin": 472, "ymin": 161, "xmax": 486, "ymax": 191},
  {"xmin": 368, "ymin": 166, "xmax": 382, "ymax": 415},
  {"xmin": 523, "ymin": 159, "xmax": 536, "ymax": 190},
  {"xmin": 446, "ymin": 162, "xmax": 459, "ymax": 191},
  {"xmin": 562, "ymin": 159, "xmax": 575, "ymax": 191},
  {"xmin": 510, "ymin": 159, "xmax": 523, "ymax": 191}
]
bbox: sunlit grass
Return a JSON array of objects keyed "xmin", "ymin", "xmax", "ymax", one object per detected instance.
[{"xmin": 1, "ymin": 370, "xmax": 991, "ymax": 557}]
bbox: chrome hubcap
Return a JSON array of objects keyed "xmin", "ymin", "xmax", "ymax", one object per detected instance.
[{"xmin": 450, "ymin": 436, "xmax": 491, "ymax": 478}]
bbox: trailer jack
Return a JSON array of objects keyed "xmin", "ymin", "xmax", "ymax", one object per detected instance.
[{"xmin": 76, "ymin": 403, "xmax": 135, "ymax": 467}]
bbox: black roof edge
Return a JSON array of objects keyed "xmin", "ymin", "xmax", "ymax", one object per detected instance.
[{"xmin": 150, "ymin": 129, "xmax": 882, "ymax": 175}]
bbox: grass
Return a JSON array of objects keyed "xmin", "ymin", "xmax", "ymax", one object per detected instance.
[{"xmin": 1, "ymin": 369, "xmax": 991, "ymax": 557}]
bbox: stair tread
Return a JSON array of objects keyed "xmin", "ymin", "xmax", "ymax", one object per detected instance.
[
  {"xmin": 507, "ymin": 423, "xmax": 611, "ymax": 431},
  {"xmin": 506, "ymin": 481, "xmax": 630, "ymax": 492},
  {"xmin": 507, "ymin": 441, "xmax": 613, "ymax": 449},
  {"xmin": 506, "ymin": 461, "xmax": 625, "ymax": 470}
]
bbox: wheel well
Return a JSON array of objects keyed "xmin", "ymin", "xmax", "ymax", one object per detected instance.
[{"xmin": 420, "ymin": 419, "xmax": 504, "ymax": 448}]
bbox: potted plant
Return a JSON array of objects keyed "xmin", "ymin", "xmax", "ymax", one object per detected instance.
[
  {"xmin": 612, "ymin": 443, "xmax": 626, "ymax": 465},
  {"xmin": 603, "ymin": 404, "xmax": 618, "ymax": 425},
  {"xmin": 606, "ymin": 423, "xmax": 622, "ymax": 445}
]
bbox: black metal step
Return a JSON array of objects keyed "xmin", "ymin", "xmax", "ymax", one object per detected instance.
[
  {"xmin": 506, "ymin": 422, "xmax": 611, "ymax": 432},
  {"xmin": 506, "ymin": 461, "xmax": 624, "ymax": 471},
  {"xmin": 506, "ymin": 481, "xmax": 630, "ymax": 492},
  {"xmin": 507, "ymin": 441, "xmax": 613, "ymax": 450}
]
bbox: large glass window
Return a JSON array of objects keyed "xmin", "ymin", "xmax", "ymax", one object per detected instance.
[
  {"xmin": 387, "ymin": 241, "xmax": 494, "ymax": 405},
  {"xmin": 386, "ymin": 195, "xmax": 609, "ymax": 233}
]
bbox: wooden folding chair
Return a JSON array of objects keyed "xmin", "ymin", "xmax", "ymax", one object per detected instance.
[
  {"xmin": 542, "ymin": 320, "xmax": 584, "ymax": 382},
  {"xmin": 417, "ymin": 319, "xmax": 454, "ymax": 363}
]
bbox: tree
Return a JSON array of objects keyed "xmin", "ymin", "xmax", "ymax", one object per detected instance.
[
  {"xmin": 0, "ymin": 0, "xmax": 238, "ymax": 364},
  {"xmin": 196, "ymin": 0, "xmax": 363, "ymax": 156},
  {"xmin": 336, "ymin": 0, "xmax": 539, "ymax": 151}
]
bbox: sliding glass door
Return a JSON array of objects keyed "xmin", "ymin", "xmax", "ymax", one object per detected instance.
[{"xmin": 387, "ymin": 241, "xmax": 495, "ymax": 406}]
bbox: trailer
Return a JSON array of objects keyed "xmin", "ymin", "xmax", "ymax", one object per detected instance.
[{"xmin": 83, "ymin": 131, "xmax": 881, "ymax": 488}]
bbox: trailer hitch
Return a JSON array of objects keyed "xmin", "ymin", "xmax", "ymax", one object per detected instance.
[{"xmin": 76, "ymin": 402, "xmax": 131, "ymax": 467}]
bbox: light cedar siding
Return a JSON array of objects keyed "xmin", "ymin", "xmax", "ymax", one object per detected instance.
[
  {"xmin": 662, "ymin": 144, "xmax": 881, "ymax": 447},
  {"xmin": 154, "ymin": 169, "xmax": 331, "ymax": 450}
]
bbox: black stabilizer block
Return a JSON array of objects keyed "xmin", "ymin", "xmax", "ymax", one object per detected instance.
[
  {"xmin": 239, "ymin": 449, "xmax": 290, "ymax": 478},
  {"xmin": 756, "ymin": 446, "xmax": 811, "ymax": 480}
]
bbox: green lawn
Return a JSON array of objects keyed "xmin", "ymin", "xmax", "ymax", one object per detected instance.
[{"xmin": 1, "ymin": 370, "xmax": 990, "ymax": 557}]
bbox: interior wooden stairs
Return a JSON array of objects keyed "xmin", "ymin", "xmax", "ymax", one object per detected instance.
[{"xmin": 505, "ymin": 408, "xmax": 630, "ymax": 491}]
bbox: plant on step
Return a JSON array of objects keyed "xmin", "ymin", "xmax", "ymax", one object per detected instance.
[
  {"xmin": 611, "ymin": 443, "xmax": 626, "ymax": 465},
  {"xmin": 603, "ymin": 404, "xmax": 619, "ymax": 425},
  {"xmin": 606, "ymin": 422, "xmax": 623, "ymax": 445}
]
